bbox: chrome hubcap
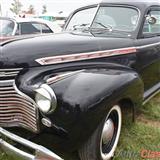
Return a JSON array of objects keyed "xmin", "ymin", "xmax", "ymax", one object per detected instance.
[
  {"xmin": 102, "ymin": 118, "xmax": 114, "ymax": 145},
  {"xmin": 100, "ymin": 106, "xmax": 122, "ymax": 160}
]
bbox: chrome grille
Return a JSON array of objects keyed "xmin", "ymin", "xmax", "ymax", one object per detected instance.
[
  {"xmin": 0, "ymin": 68, "xmax": 38, "ymax": 132},
  {"xmin": 0, "ymin": 68, "xmax": 22, "ymax": 78}
]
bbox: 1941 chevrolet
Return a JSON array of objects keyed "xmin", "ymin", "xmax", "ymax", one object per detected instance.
[{"xmin": 0, "ymin": 0, "xmax": 160, "ymax": 160}]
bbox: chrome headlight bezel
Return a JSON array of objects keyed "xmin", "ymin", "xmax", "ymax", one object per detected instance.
[{"xmin": 35, "ymin": 84, "xmax": 57, "ymax": 114}]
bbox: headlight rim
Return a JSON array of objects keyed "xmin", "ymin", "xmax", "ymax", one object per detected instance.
[{"xmin": 35, "ymin": 84, "xmax": 57, "ymax": 114}]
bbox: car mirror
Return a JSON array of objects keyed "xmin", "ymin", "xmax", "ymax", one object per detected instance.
[{"xmin": 146, "ymin": 16, "xmax": 157, "ymax": 25}]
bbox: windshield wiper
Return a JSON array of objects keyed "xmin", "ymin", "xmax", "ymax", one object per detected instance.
[
  {"xmin": 76, "ymin": 22, "xmax": 132, "ymax": 37},
  {"xmin": 93, "ymin": 22, "xmax": 113, "ymax": 31},
  {"xmin": 86, "ymin": 27, "xmax": 132, "ymax": 36},
  {"xmin": 82, "ymin": 21, "xmax": 114, "ymax": 34}
]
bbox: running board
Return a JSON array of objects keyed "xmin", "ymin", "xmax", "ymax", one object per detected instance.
[{"xmin": 143, "ymin": 82, "xmax": 160, "ymax": 105}]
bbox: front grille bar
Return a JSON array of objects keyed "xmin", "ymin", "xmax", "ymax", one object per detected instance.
[
  {"xmin": 0, "ymin": 68, "xmax": 22, "ymax": 78},
  {"xmin": 0, "ymin": 68, "xmax": 38, "ymax": 132}
]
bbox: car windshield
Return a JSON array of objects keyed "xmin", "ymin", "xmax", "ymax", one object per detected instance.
[
  {"xmin": 66, "ymin": 7, "xmax": 97, "ymax": 31},
  {"xmin": 66, "ymin": 6, "xmax": 139, "ymax": 38},
  {"xmin": 0, "ymin": 19, "xmax": 15, "ymax": 36}
]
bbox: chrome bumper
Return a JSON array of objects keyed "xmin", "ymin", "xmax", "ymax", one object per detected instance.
[{"xmin": 0, "ymin": 127, "xmax": 63, "ymax": 160}]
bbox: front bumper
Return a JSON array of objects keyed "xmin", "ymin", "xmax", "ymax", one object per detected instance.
[{"xmin": 0, "ymin": 127, "xmax": 63, "ymax": 160}]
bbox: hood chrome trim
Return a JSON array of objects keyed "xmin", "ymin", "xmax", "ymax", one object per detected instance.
[{"xmin": 35, "ymin": 47, "xmax": 137, "ymax": 65}]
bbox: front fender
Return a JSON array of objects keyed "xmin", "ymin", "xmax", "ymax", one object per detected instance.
[
  {"xmin": 15, "ymin": 63, "xmax": 143, "ymax": 152},
  {"xmin": 49, "ymin": 68, "xmax": 143, "ymax": 148}
]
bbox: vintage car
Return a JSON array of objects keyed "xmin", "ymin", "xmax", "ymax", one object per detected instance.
[
  {"xmin": 0, "ymin": 17, "xmax": 62, "ymax": 36},
  {"xmin": 0, "ymin": 0, "xmax": 160, "ymax": 160}
]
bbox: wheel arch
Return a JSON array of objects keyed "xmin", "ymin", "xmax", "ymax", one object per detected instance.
[{"xmin": 118, "ymin": 98, "xmax": 136, "ymax": 123}]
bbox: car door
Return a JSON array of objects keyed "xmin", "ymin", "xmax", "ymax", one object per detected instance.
[{"xmin": 134, "ymin": 7, "xmax": 160, "ymax": 95}]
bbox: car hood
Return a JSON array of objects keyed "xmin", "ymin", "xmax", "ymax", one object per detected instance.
[{"xmin": 0, "ymin": 32, "xmax": 134, "ymax": 68}]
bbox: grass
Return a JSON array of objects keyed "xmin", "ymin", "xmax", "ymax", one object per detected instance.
[
  {"xmin": 113, "ymin": 93, "xmax": 160, "ymax": 160},
  {"xmin": 0, "ymin": 94, "xmax": 160, "ymax": 160}
]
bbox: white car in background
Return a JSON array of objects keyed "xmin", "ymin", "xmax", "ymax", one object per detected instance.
[{"xmin": 0, "ymin": 17, "xmax": 62, "ymax": 36}]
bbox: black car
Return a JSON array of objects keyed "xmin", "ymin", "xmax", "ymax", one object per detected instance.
[{"xmin": 0, "ymin": 0, "xmax": 160, "ymax": 160}]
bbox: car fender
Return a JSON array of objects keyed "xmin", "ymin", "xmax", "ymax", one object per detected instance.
[{"xmin": 15, "ymin": 63, "xmax": 144, "ymax": 151}]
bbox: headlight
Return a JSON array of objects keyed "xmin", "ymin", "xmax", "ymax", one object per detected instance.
[{"xmin": 35, "ymin": 84, "xmax": 57, "ymax": 114}]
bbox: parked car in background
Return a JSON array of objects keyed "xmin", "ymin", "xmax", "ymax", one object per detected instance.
[
  {"xmin": 0, "ymin": 0, "xmax": 160, "ymax": 160},
  {"xmin": 36, "ymin": 12, "xmax": 68, "ymax": 28},
  {"xmin": 0, "ymin": 17, "xmax": 62, "ymax": 37}
]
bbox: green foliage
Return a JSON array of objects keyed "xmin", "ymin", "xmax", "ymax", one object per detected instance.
[
  {"xmin": 42, "ymin": 5, "xmax": 47, "ymax": 14},
  {"xmin": 140, "ymin": 94, "xmax": 160, "ymax": 121},
  {"xmin": 10, "ymin": 0, "xmax": 23, "ymax": 15},
  {"xmin": 27, "ymin": 5, "xmax": 35, "ymax": 14}
]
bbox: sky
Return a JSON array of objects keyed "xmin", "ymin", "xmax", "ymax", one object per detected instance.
[{"xmin": 1, "ymin": 0, "xmax": 101, "ymax": 16}]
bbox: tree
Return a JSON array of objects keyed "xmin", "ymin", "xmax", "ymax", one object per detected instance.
[
  {"xmin": 27, "ymin": 5, "xmax": 35, "ymax": 14},
  {"xmin": 10, "ymin": 0, "xmax": 23, "ymax": 15},
  {"xmin": 42, "ymin": 5, "xmax": 47, "ymax": 14}
]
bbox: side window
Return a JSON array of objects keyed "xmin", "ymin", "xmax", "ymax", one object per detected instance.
[
  {"xmin": 19, "ymin": 22, "xmax": 53, "ymax": 35},
  {"xmin": 20, "ymin": 22, "xmax": 40, "ymax": 34},
  {"xmin": 143, "ymin": 10, "xmax": 160, "ymax": 35},
  {"xmin": 32, "ymin": 23, "xmax": 53, "ymax": 33}
]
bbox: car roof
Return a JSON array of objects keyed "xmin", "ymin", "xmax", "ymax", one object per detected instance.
[
  {"xmin": 0, "ymin": 17, "xmax": 56, "ymax": 24},
  {"xmin": 13, "ymin": 17, "xmax": 53, "ymax": 23},
  {"xmin": 100, "ymin": 0, "xmax": 160, "ymax": 8},
  {"xmin": 74, "ymin": 0, "xmax": 160, "ymax": 13}
]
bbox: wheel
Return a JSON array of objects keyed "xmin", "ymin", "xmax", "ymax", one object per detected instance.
[{"xmin": 79, "ymin": 105, "xmax": 122, "ymax": 160}]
